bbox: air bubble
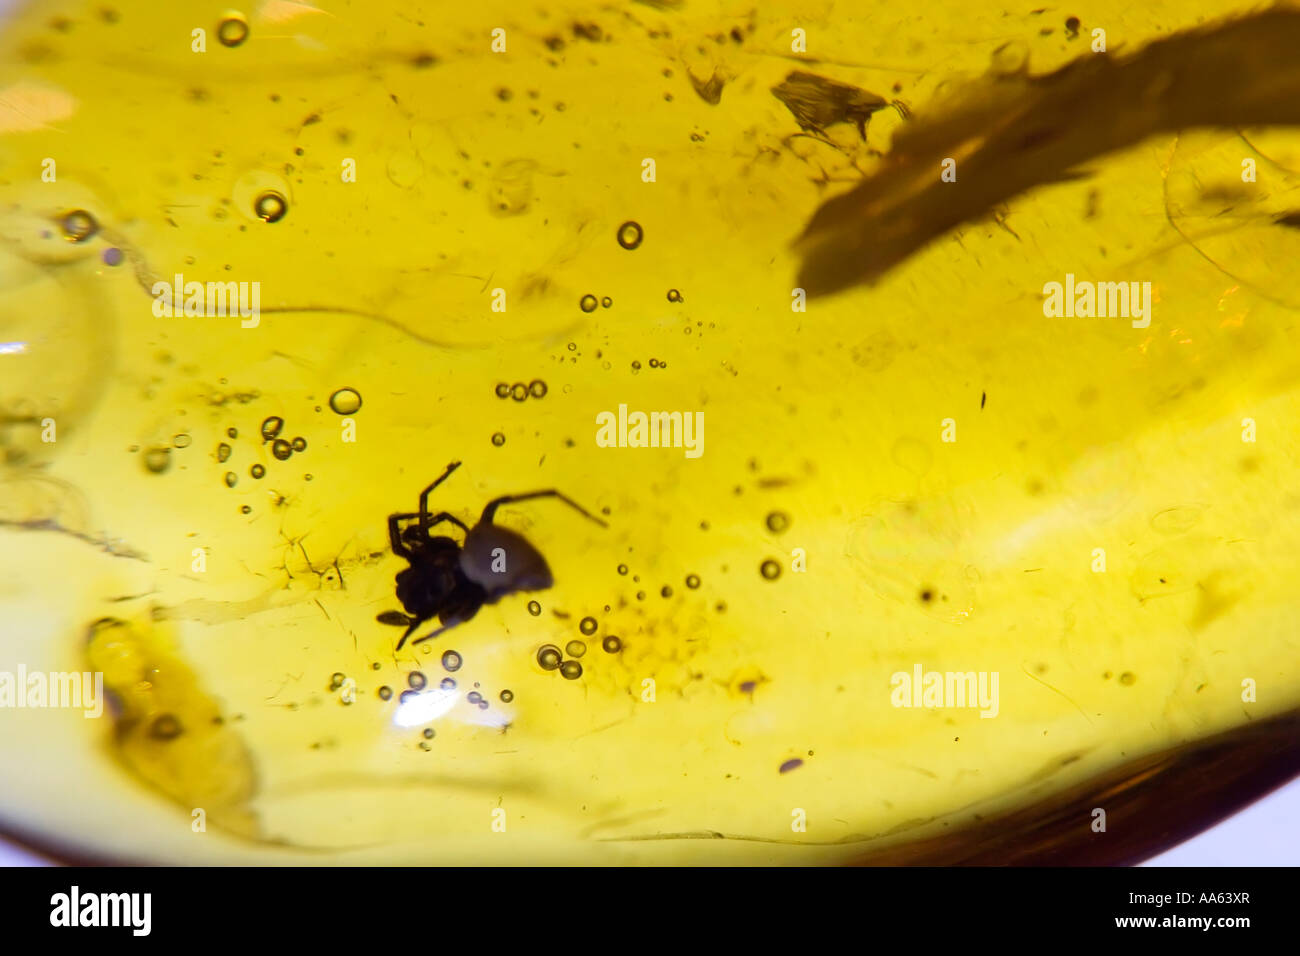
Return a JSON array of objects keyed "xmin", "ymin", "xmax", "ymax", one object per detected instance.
[
  {"xmin": 685, "ymin": 574, "xmax": 700, "ymax": 589},
  {"xmin": 254, "ymin": 190, "xmax": 288, "ymax": 223},
  {"xmin": 559, "ymin": 660, "xmax": 583, "ymax": 680},
  {"xmin": 143, "ymin": 448, "xmax": 171, "ymax": 474},
  {"xmin": 499, "ymin": 689, "xmax": 514, "ymax": 703},
  {"xmin": 423, "ymin": 728, "xmax": 435, "ymax": 739},
  {"xmin": 400, "ymin": 690, "xmax": 417, "ymax": 704},
  {"xmin": 579, "ymin": 616, "xmax": 597, "ymax": 635},
  {"xmin": 511, "ymin": 382, "xmax": 528, "ymax": 401},
  {"xmin": 240, "ymin": 505, "xmax": 251, "ymax": 514},
  {"xmin": 149, "ymin": 714, "xmax": 183, "ymax": 740},
  {"xmin": 631, "ymin": 361, "xmax": 641, "ymax": 371},
  {"xmin": 329, "ymin": 388, "xmax": 363, "ymax": 415},
  {"xmin": 407, "ymin": 671, "xmax": 427, "ymax": 690},
  {"xmin": 61, "ymin": 209, "xmax": 97, "ymax": 243},
  {"xmin": 217, "ymin": 14, "xmax": 249, "ymax": 47},
  {"xmin": 441, "ymin": 650, "xmax": 462, "ymax": 672},
  {"xmin": 378, "ymin": 686, "xmax": 393, "ymax": 701},
  {"xmin": 601, "ymin": 635, "xmax": 622, "ymax": 653},
  {"xmin": 271, "ymin": 438, "xmax": 292, "ymax": 460},
  {"xmin": 224, "ymin": 471, "xmax": 237, "ymax": 488},
  {"xmin": 529, "ymin": 379, "xmax": 547, "ymax": 399},
  {"xmin": 537, "ymin": 645, "xmax": 562, "ymax": 670},
  {"xmin": 440, "ymin": 677, "xmax": 456, "ymax": 690},
  {"xmin": 494, "ymin": 382, "xmax": 510, "ymax": 398},
  {"xmin": 250, "ymin": 463, "xmax": 265, "ymax": 479},
  {"xmin": 527, "ymin": 600, "xmax": 541, "ymax": 616},
  {"xmin": 491, "ymin": 432, "xmax": 506, "ymax": 446},
  {"xmin": 565, "ymin": 640, "xmax": 587, "ymax": 658},
  {"xmin": 579, "ymin": 294, "xmax": 598, "ymax": 313},
  {"xmin": 217, "ymin": 442, "xmax": 232, "ymax": 463},
  {"xmin": 760, "ymin": 559, "xmax": 782, "ymax": 580},
  {"xmin": 260, "ymin": 416, "xmax": 284, "ymax": 441},
  {"xmin": 600, "ymin": 296, "xmax": 612, "ymax": 309},
  {"xmin": 329, "ymin": 672, "xmax": 345, "ymax": 690},
  {"xmin": 291, "ymin": 436, "xmax": 306, "ymax": 452},
  {"xmin": 173, "ymin": 433, "xmax": 192, "ymax": 448},
  {"xmin": 467, "ymin": 691, "xmax": 483, "ymax": 704},
  {"xmin": 766, "ymin": 511, "xmax": 791, "ymax": 534},
  {"xmin": 616, "ymin": 221, "xmax": 644, "ymax": 249},
  {"xmin": 667, "ymin": 289, "xmax": 682, "ymax": 302},
  {"xmin": 226, "ymin": 427, "xmax": 238, "ymax": 439}
]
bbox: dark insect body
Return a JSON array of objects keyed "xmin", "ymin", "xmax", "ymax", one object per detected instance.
[{"xmin": 378, "ymin": 462, "xmax": 606, "ymax": 649}]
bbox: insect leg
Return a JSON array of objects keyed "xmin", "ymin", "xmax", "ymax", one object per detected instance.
[
  {"xmin": 418, "ymin": 461, "xmax": 463, "ymax": 524},
  {"xmin": 420, "ymin": 511, "xmax": 471, "ymax": 537},
  {"xmin": 479, "ymin": 490, "xmax": 608, "ymax": 528}
]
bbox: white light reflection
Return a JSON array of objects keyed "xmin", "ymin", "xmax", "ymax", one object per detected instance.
[{"xmin": 392, "ymin": 687, "xmax": 458, "ymax": 729}]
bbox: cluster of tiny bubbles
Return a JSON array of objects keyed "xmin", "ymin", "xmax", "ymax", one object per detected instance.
[
  {"xmin": 329, "ymin": 387, "xmax": 363, "ymax": 415},
  {"xmin": 250, "ymin": 463, "xmax": 265, "ymax": 479},
  {"xmin": 261, "ymin": 416, "xmax": 284, "ymax": 442},
  {"xmin": 685, "ymin": 574, "xmax": 701, "ymax": 589},
  {"xmin": 578, "ymin": 616, "xmax": 598, "ymax": 636},
  {"xmin": 601, "ymin": 635, "xmax": 622, "ymax": 653},
  {"xmin": 559, "ymin": 660, "xmax": 583, "ymax": 680},
  {"xmin": 565, "ymin": 640, "xmax": 587, "ymax": 658},
  {"xmin": 579, "ymin": 294, "xmax": 598, "ymax": 313},
  {"xmin": 766, "ymin": 511, "xmax": 791, "ymax": 534},
  {"xmin": 224, "ymin": 471, "xmax": 237, "ymax": 487},
  {"xmin": 490, "ymin": 432, "xmax": 506, "ymax": 447},
  {"xmin": 667, "ymin": 289, "xmax": 683, "ymax": 302},
  {"xmin": 760, "ymin": 559, "xmax": 782, "ymax": 580},
  {"xmin": 467, "ymin": 691, "xmax": 483, "ymax": 704},
  {"xmin": 527, "ymin": 600, "xmax": 542, "ymax": 616},
  {"xmin": 440, "ymin": 676, "xmax": 456, "ymax": 690},
  {"xmin": 499, "ymin": 689, "xmax": 514, "ymax": 703},
  {"xmin": 271, "ymin": 439, "xmax": 292, "ymax": 461},
  {"xmin": 377, "ymin": 686, "xmax": 393, "ymax": 701},
  {"xmin": 217, "ymin": 13, "xmax": 249, "ymax": 47},
  {"xmin": 617, "ymin": 564, "xmax": 628, "ymax": 575},
  {"xmin": 407, "ymin": 671, "xmax": 427, "ymax": 691},
  {"xmin": 441, "ymin": 650, "xmax": 462, "ymax": 672},
  {"xmin": 143, "ymin": 448, "xmax": 170, "ymax": 474},
  {"xmin": 254, "ymin": 190, "xmax": 288, "ymax": 223},
  {"xmin": 537, "ymin": 645, "xmax": 562, "ymax": 670},
  {"xmin": 61, "ymin": 209, "xmax": 97, "ymax": 243},
  {"xmin": 616, "ymin": 220, "xmax": 644, "ymax": 250},
  {"xmin": 173, "ymin": 433, "xmax": 192, "ymax": 448},
  {"xmin": 328, "ymin": 672, "xmax": 345, "ymax": 691}
]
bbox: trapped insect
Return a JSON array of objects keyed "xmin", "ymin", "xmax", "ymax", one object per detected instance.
[{"xmin": 377, "ymin": 461, "xmax": 607, "ymax": 648}]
